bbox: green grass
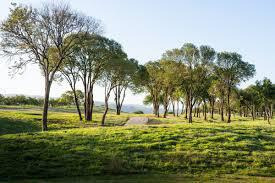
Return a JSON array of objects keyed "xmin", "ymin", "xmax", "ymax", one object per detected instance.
[
  {"xmin": 0, "ymin": 110, "xmax": 131, "ymax": 135},
  {"xmin": 0, "ymin": 107, "xmax": 274, "ymax": 181}
]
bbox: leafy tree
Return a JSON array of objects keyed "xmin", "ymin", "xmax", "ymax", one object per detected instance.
[
  {"xmin": 209, "ymin": 80, "xmax": 227, "ymax": 121},
  {"xmin": 60, "ymin": 90, "xmax": 84, "ymax": 106},
  {"xmin": 60, "ymin": 51, "xmax": 83, "ymax": 120},
  {"xmin": 98, "ymin": 39, "xmax": 127, "ymax": 125},
  {"xmin": 255, "ymin": 78, "xmax": 274, "ymax": 123},
  {"xmin": 113, "ymin": 58, "xmax": 139, "ymax": 115},
  {"xmin": 216, "ymin": 52, "xmax": 255, "ymax": 123},
  {"xmin": 69, "ymin": 34, "xmax": 118, "ymax": 122},
  {"xmin": 0, "ymin": 94, "xmax": 4, "ymax": 105},
  {"xmin": 158, "ymin": 59, "xmax": 182, "ymax": 118},
  {"xmin": 0, "ymin": 3, "xmax": 101, "ymax": 131},
  {"xmin": 143, "ymin": 61, "xmax": 163, "ymax": 117}
]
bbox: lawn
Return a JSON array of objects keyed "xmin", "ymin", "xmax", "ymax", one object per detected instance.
[{"xmin": 0, "ymin": 107, "xmax": 274, "ymax": 182}]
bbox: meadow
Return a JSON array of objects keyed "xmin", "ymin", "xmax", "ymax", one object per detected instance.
[{"xmin": 0, "ymin": 106, "xmax": 274, "ymax": 182}]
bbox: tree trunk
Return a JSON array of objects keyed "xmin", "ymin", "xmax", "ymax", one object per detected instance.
[
  {"xmin": 203, "ymin": 100, "xmax": 207, "ymax": 121},
  {"xmin": 263, "ymin": 106, "xmax": 267, "ymax": 120},
  {"xmin": 114, "ymin": 85, "xmax": 126, "ymax": 115},
  {"xmin": 251, "ymin": 105, "xmax": 255, "ymax": 121},
  {"xmin": 85, "ymin": 90, "xmax": 92, "ymax": 121},
  {"xmin": 172, "ymin": 101, "xmax": 175, "ymax": 117},
  {"xmin": 153, "ymin": 95, "xmax": 160, "ymax": 117},
  {"xmin": 102, "ymin": 86, "xmax": 112, "ymax": 126},
  {"xmin": 240, "ymin": 106, "xmax": 242, "ymax": 117},
  {"xmin": 85, "ymin": 83, "xmax": 95, "ymax": 122},
  {"xmin": 227, "ymin": 88, "xmax": 231, "ymax": 123},
  {"xmin": 181, "ymin": 101, "xmax": 184, "ymax": 115},
  {"xmin": 271, "ymin": 104, "xmax": 273, "ymax": 119},
  {"xmin": 101, "ymin": 97, "xmax": 109, "ymax": 126},
  {"xmin": 188, "ymin": 91, "xmax": 192, "ymax": 123},
  {"xmin": 176, "ymin": 100, "xmax": 179, "ymax": 117},
  {"xmin": 211, "ymin": 100, "xmax": 214, "ymax": 119},
  {"xmin": 221, "ymin": 99, "xmax": 224, "ymax": 121},
  {"xmin": 265, "ymin": 106, "xmax": 271, "ymax": 124},
  {"xmin": 185, "ymin": 97, "xmax": 188, "ymax": 119},
  {"xmin": 42, "ymin": 78, "xmax": 52, "ymax": 131},
  {"xmin": 163, "ymin": 105, "xmax": 168, "ymax": 118},
  {"xmin": 72, "ymin": 88, "xmax": 82, "ymax": 121}
]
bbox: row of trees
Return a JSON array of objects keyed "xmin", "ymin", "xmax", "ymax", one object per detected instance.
[
  {"xmin": 0, "ymin": 2, "xmax": 144, "ymax": 130},
  {"xmin": 0, "ymin": 2, "xmax": 273, "ymax": 131},
  {"xmin": 0, "ymin": 94, "xmax": 43, "ymax": 105},
  {"xmin": 139, "ymin": 43, "xmax": 274, "ymax": 123},
  {"xmin": 239, "ymin": 78, "xmax": 274, "ymax": 123},
  {"xmin": 0, "ymin": 91, "xmax": 83, "ymax": 107},
  {"xmin": 59, "ymin": 33, "xmax": 141, "ymax": 123}
]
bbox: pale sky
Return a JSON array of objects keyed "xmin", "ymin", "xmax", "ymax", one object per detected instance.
[{"xmin": 0, "ymin": 0, "xmax": 274, "ymax": 104}]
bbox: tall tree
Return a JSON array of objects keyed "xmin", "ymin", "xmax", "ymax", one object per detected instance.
[
  {"xmin": 216, "ymin": 52, "xmax": 255, "ymax": 123},
  {"xmin": 158, "ymin": 59, "xmax": 182, "ymax": 118},
  {"xmin": 60, "ymin": 54, "xmax": 83, "ymax": 121},
  {"xmin": 99, "ymin": 40, "xmax": 128, "ymax": 125},
  {"xmin": 142, "ymin": 61, "xmax": 163, "ymax": 117},
  {"xmin": 113, "ymin": 58, "xmax": 139, "ymax": 115},
  {"xmin": 0, "ymin": 3, "xmax": 101, "ymax": 131},
  {"xmin": 255, "ymin": 78, "xmax": 274, "ymax": 123},
  {"xmin": 70, "ymin": 34, "xmax": 115, "ymax": 122},
  {"xmin": 181, "ymin": 43, "xmax": 200, "ymax": 123}
]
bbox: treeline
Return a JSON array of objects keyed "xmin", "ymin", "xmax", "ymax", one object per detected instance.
[
  {"xmin": 0, "ymin": 2, "xmax": 145, "ymax": 130},
  {"xmin": 0, "ymin": 95, "xmax": 43, "ymax": 106},
  {"xmin": 0, "ymin": 2, "xmax": 274, "ymax": 131},
  {"xmin": 139, "ymin": 44, "xmax": 274, "ymax": 123},
  {"xmin": 0, "ymin": 90, "xmax": 83, "ymax": 106}
]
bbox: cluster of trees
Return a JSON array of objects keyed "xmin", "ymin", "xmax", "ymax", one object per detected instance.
[
  {"xmin": 0, "ymin": 91, "xmax": 83, "ymax": 107},
  {"xmin": 139, "ymin": 43, "xmax": 274, "ymax": 123},
  {"xmin": 0, "ymin": 2, "xmax": 273, "ymax": 131},
  {"xmin": 239, "ymin": 78, "xmax": 274, "ymax": 123},
  {"xmin": 49, "ymin": 90, "xmax": 84, "ymax": 107},
  {"xmin": 0, "ymin": 2, "xmax": 142, "ymax": 130},
  {"xmin": 0, "ymin": 94, "xmax": 43, "ymax": 105}
]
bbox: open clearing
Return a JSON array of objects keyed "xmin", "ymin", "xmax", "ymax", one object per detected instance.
[{"xmin": 0, "ymin": 108, "xmax": 274, "ymax": 182}]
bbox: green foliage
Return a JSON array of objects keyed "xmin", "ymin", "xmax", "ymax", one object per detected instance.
[
  {"xmin": 0, "ymin": 95, "xmax": 43, "ymax": 106},
  {"xmin": 60, "ymin": 90, "xmax": 84, "ymax": 105}
]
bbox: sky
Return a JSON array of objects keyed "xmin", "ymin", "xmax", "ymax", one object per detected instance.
[{"xmin": 0, "ymin": 0, "xmax": 274, "ymax": 104}]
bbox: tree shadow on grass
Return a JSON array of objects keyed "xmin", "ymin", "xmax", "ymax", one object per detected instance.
[{"xmin": 0, "ymin": 117, "xmax": 40, "ymax": 135}]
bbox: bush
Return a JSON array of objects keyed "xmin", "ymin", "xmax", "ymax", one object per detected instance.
[{"xmin": 133, "ymin": 110, "xmax": 144, "ymax": 114}]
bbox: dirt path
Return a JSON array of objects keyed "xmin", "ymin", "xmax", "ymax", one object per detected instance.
[{"xmin": 125, "ymin": 117, "xmax": 149, "ymax": 126}]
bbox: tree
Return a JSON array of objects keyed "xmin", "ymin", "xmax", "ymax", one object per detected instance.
[
  {"xmin": 70, "ymin": 34, "xmax": 117, "ymax": 122},
  {"xmin": 0, "ymin": 94, "xmax": 5, "ymax": 105},
  {"xmin": 195, "ymin": 46, "xmax": 216, "ymax": 121},
  {"xmin": 158, "ymin": 59, "xmax": 182, "ymax": 118},
  {"xmin": 0, "ymin": 3, "xmax": 101, "ymax": 131},
  {"xmin": 216, "ymin": 52, "xmax": 255, "ymax": 123},
  {"xmin": 60, "ymin": 90, "xmax": 84, "ymax": 105},
  {"xmin": 209, "ymin": 79, "xmax": 226, "ymax": 121},
  {"xmin": 238, "ymin": 86, "xmax": 261, "ymax": 120},
  {"xmin": 255, "ymin": 78, "xmax": 274, "ymax": 123},
  {"xmin": 113, "ymin": 58, "xmax": 139, "ymax": 115},
  {"xmin": 60, "ymin": 53, "xmax": 83, "ymax": 121},
  {"xmin": 143, "ymin": 61, "xmax": 163, "ymax": 117},
  {"xmin": 98, "ymin": 40, "xmax": 128, "ymax": 125}
]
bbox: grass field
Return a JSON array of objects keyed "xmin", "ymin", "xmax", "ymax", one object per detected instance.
[{"xmin": 0, "ymin": 106, "xmax": 274, "ymax": 182}]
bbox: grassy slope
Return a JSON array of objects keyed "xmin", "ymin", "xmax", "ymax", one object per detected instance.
[{"xmin": 0, "ymin": 108, "xmax": 274, "ymax": 180}]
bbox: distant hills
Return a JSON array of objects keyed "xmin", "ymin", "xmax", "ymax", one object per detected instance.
[{"xmin": 3, "ymin": 93, "xmax": 153, "ymax": 114}]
